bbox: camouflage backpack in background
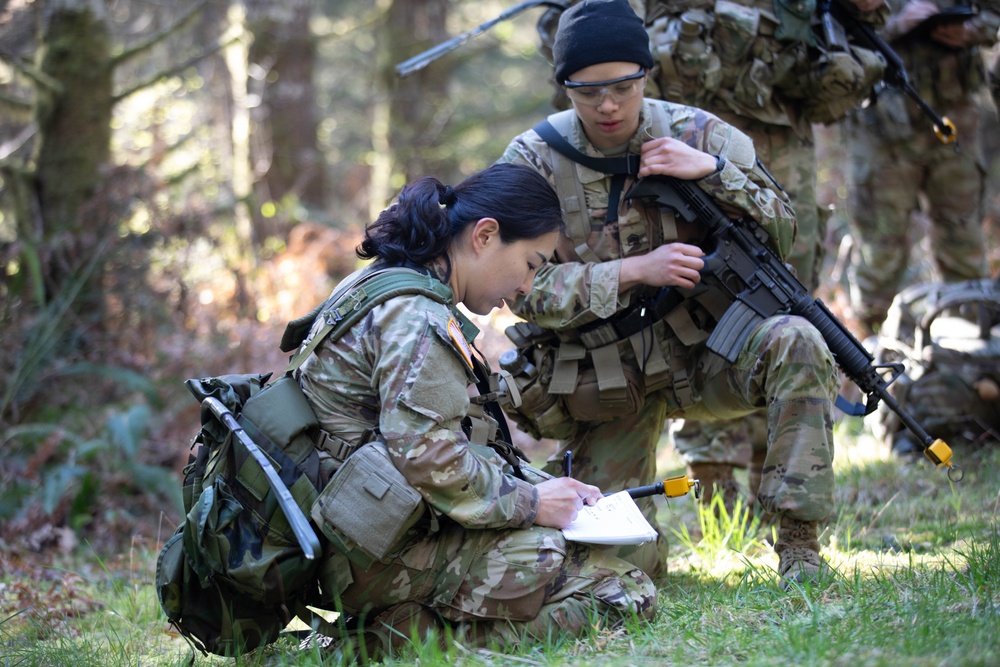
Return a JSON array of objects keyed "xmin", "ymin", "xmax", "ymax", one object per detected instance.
[{"xmin": 870, "ymin": 279, "xmax": 1000, "ymax": 456}]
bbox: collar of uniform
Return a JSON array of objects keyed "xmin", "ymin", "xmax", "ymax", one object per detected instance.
[
  {"xmin": 567, "ymin": 100, "xmax": 650, "ymax": 184},
  {"xmin": 449, "ymin": 305, "xmax": 480, "ymax": 343},
  {"xmin": 418, "ymin": 260, "xmax": 480, "ymax": 342}
]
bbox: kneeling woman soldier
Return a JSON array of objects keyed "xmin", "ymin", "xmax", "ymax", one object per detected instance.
[{"xmin": 294, "ymin": 163, "xmax": 657, "ymax": 659}]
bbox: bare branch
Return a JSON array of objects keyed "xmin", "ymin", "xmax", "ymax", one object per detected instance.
[
  {"xmin": 0, "ymin": 50, "xmax": 65, "ymax": 95},
  {"xmin": 0, "ymin": 123, "xmax": 38, "ymax": 162},
  {"xmin": 0, "ymin": 90, "xmax": 34, "ymax": 122},
  {"xmin": 110, "ymin": 0, "xmax": 211, "ymax": 68},
  {"xmin": 113, "ymin": 36, "xmax": 238, "ymax": 104}
]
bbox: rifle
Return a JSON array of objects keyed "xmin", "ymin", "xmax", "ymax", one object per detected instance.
[
  {"xmin": 395, "ymin": 0, "xmax": 567, "ymax": 78},
  {"xmin": 826, "ymin": 0, "xmax": 958, "ymax": 145},
  {"xmin": 202, "ymin": 397, "xmax": 322, "ymax": 559},
  {"xmin": 625, "ymin": 176, "xmax": 963, "ymax": 480}
]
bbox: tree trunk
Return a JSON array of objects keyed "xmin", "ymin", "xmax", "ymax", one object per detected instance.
[
  {"xmin": 32, "ymin": 0, "xmax": 113, "ymax": 309},
  {"xmin": 245, "ymin": 0, "xmax": 327, "ymax": 240},
  {"xmin": 373, "ymin": 0, "xmax": 451, "ymax": 211}
]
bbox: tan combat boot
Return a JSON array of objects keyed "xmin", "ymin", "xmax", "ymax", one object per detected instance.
[
  {"xmin": 687, "ymin": 462, "xmax": 741, "ymax": 513},
  {"xmin": 773, "ymin": 515, "xmax": 827, "ymax": 589}
]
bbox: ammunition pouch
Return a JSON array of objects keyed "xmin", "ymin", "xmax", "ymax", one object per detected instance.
[
  {"xmin": 648, "ymin": 9, "xmax": 722, "ymax": 107},
  {"xmin": 311, "ymin": 440, "xmax": 428, "ymax": 564},
  {"xmin": 500, "ymin": 322, "xmax": 580, "ymax": 441},
  {"xmin": 563, "ymin": 363, "xmax": 646, "ymax": 423},
  {"xmin": 501, "ymin": 293, "xmax": 711, "ymax": 439},
  {"xmin": 647, "ymin": 0, "xmax": 885, "ymax": 125}
]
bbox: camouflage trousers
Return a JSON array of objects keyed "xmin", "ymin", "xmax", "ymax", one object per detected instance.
[
  {"xmin": 673, "ymin": 114, "xmax": 827, "ymax": 472},
  {"xmin": 845, "ymin": 98, "xmax": 988, "ymax": 332},
  {"xmin": 542, "ymin": 315, "xmax": 838, "ymax": 574},
  {"xmin": 327, "ymin": 521, "xmax": 657, "ymax": 649}
]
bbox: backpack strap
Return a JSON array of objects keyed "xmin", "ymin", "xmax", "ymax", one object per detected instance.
[{"xmin": 282, "ymin": 267, "xmax": 460, "ymax": 375}]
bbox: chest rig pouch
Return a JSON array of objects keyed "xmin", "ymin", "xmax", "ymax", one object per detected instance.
[{"xmin": 646, "ymin": 0, "xmax": 884, "ymax": 126}]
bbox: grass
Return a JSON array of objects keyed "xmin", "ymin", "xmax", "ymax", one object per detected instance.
[{"xmin": 2, "ymin": 422, "xmax": 999, "ymax": 667}]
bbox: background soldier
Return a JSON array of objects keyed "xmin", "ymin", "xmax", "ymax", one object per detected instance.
[{"xmin": 844, "ymin": 0, "xmax": 1000, "ymax": 339}]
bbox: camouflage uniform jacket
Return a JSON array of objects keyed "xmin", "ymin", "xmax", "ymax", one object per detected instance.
[
  {"xmin": 298, "ymin": 282, "xmax": 540, "ymax": 532},
  {"xmin": 499, "ymin": 99, "xmax": 796, "ymax": 334},
  {"xmin": 879, "ymin": 0, "xmax": 1000, "ymax": 110}
]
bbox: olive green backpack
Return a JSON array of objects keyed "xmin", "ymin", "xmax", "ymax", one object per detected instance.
[{"xmin": 155, "ymin": 267, "xmax": 452, "ymax": 656}]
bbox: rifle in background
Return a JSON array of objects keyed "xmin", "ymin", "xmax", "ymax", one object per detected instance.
[
  {"xmin": 395, "ymin": 1, "xmax": 567, "ymax": 78},
  {"xmin": 827, "ymin": 0, "xmax": 959, "ymax": 145}
]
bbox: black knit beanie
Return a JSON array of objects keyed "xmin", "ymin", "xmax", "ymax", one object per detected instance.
[{"xmin": 552, "ymin": 0, "xmax": 655, "ymax": 84}]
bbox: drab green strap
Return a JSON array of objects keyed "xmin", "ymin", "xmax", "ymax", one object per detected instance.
[{"xmin": 284, "ymin": 268, "xmax": 469, "ymax": 375}]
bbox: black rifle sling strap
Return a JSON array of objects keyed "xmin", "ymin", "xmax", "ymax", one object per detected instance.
[{"xmin": 532, "ymin": 119, "xmax": 640, "ymax": 225}]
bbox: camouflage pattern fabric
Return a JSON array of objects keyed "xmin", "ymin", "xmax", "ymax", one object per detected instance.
[
  {"xmin": 642, "ymin": 0, "xmax": 888, "ymax": 129},
  {"xmin": 844, "ymin": 0, "xmax": 999, "ymax": 334},
  {"xmin": 297, "ymin": 284, "xmax": 657, "ymax": 648},
  {"xmin": 529, "ymin": 314, "xmax": 837, "ymax": 572},
  {"xmin": 500, "ymin": 99, "xmax": 798, "ymax": 263},
  {"xmin": 498, "ymin": 100, "xmax": 838, "ymax": 575}
]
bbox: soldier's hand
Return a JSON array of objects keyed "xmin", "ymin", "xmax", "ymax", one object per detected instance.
[
  {"xmin": 887, "ymin": 0, "xmax": 939, "ymax": 36},
  {"xmin": 619, "ymin": 242, "xmax": 705, "ymax": 292},
  {"xmin": 932, "ymin": 21, "xmax": 975, "ymax": 49},
  {"xmin": 638, "ymin": 137, "xmax": 718, "ymax": 180},
  {"xmin": 847, "ymin": 0, "xmax": 884, "ymax": 13},
  {"xmin": 534, "ymin": 477, "xmax": 602, "ymax": 529}
]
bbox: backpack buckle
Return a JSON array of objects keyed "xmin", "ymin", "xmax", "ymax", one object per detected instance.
[{"xmin": 325, "ymin": 287, "xmax": 368, "ymax": 325}]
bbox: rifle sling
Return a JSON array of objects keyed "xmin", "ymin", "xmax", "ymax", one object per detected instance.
[{"xmin": 532, "ymin": 119, "xmax": 639, "ymax": 224}]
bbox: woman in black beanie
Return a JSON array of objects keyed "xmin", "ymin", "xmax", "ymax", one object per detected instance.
[{"xmin": 498, "ymin": 0, "xmax": 841, "ymax": 590}]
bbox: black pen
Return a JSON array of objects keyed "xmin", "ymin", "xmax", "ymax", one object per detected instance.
[{"xmin": 563, "ymin": 450, "xmax": 572, "ymax": 478}]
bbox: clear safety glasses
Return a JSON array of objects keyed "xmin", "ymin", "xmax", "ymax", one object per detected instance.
[{"xmin": 563, "ymin": 69, "xmax": 646, "ymax": 107}]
